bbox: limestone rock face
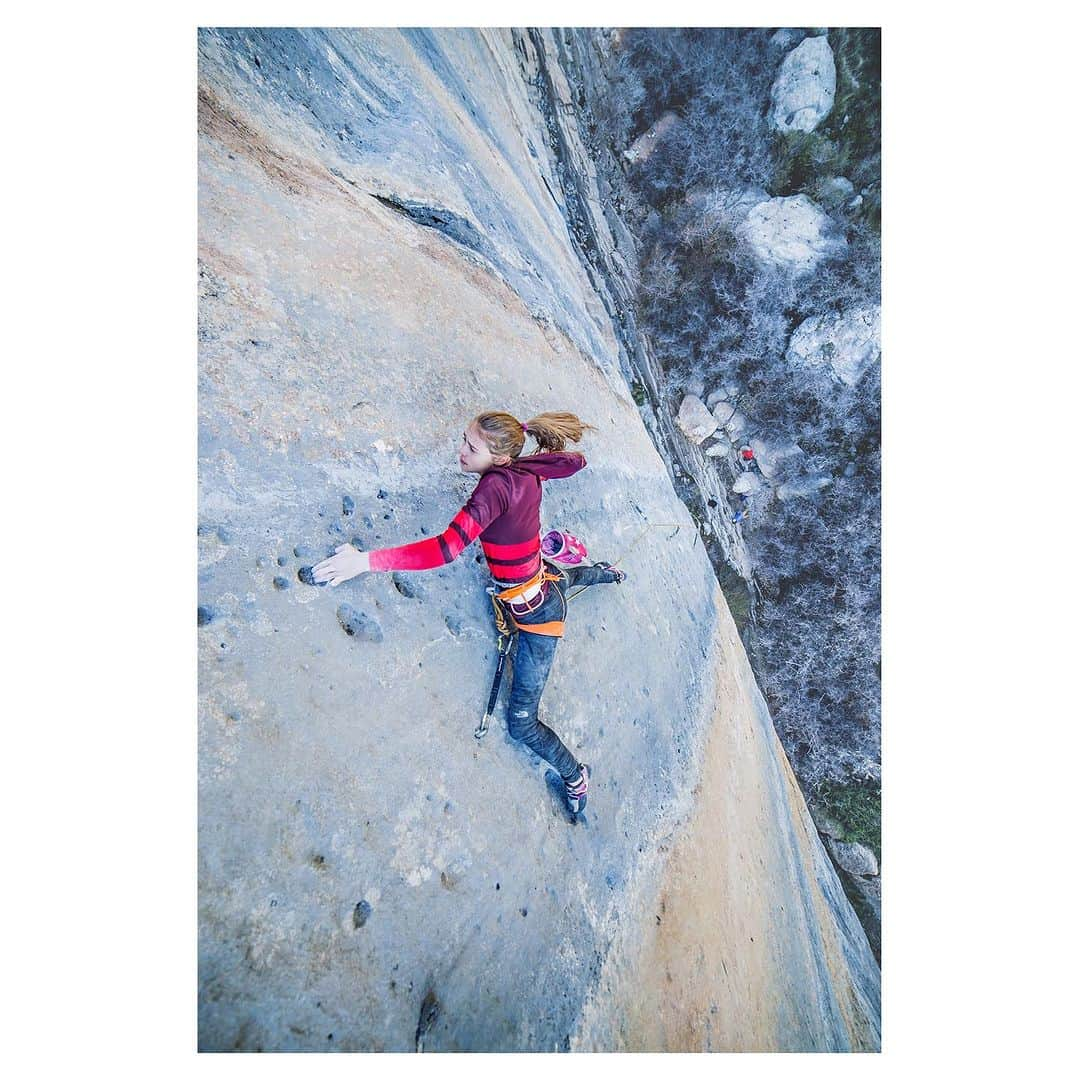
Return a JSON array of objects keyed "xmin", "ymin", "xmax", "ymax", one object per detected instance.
[
  {"xmin": 676, "ymin": 394, "xmax": 719, "ymax": 443},
  {"xmin": 787, "ymin": 306, "xmax": 881, "ymax": 387},
  {"xmin": 197, "ymin": 26, "xmax": 879, "ymax": 1054},
  {"xmin": 742, "ymin": 195, "xmax": 841, "ymax": 274},
  {"xmin": 770, "ymin": 35, "xmax": 836, "ymax": 133}
]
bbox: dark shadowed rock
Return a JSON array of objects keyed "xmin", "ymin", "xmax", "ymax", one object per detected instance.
[{"xmin": 336, "ymin": 604, "xmax": 383, "ymax": 642}]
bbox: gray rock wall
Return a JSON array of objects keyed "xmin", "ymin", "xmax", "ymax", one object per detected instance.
[{"xmin": 198, "ymin": 27, "xmax": 879, "ymax": 1052}]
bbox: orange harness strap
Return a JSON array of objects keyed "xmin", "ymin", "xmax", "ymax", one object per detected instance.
[
  {"xmin": 494, "ymin": 568, "xmax": 561, "ymax": 603},
  {"xmin": 494, "ymin": 567, "xmax": 566, "ymax": 638},
  {"xmin": 510, "ymin": 618, "xmax": 565, "ymax": 638}
]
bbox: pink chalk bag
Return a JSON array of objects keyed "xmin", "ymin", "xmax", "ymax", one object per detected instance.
[{"xmin": 540, "ymin": 529, "xmax": 587, "ymax": 566}]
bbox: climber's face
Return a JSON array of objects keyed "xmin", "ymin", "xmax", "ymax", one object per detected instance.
[{"xmin": 459, "ymin": 422, "xmax": 508, "ymax": 474}]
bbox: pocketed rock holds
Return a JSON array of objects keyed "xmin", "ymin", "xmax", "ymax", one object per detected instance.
[
  {"xmin": 742, "ymin": 195, "xmax": 840, "ymax": 275},
  {"xmin": 297, "ymin": 566, "xmax": 322, "ymax": 587},
  {"xmin": 392, "ymin": 573, "xmax": 421, "ymax": 599},
  {"xmin": 353, "ymin": 899, "xmax": 373, "ymax": 928},
  {"xmin": 342, "ymin": 495, "xmax": 355, "ymax": 516},
  {"xmin": 197, "ymin": 605, "xmax": 217, "ymax": 626},
  {"xmin": 786, "ymin": 305, "xmax": 881, "ymax": 387},
  {"xmin": 273, "ymin": 576, "xmax": 290, "ymax": 590},
  {"xmin": 826, "ymin": 838, "xmax": 879, "ymax": 878},
  {"xmin": 336, "ymin": 603, "xmax": 383, "ymax": 642},
  {"xmin": 675, "ymin": 394, "xmax": 718, "ymax": 444},
  {"xmin": 769, "ymin": 34, "xmax": 836, "ymax": 134}
]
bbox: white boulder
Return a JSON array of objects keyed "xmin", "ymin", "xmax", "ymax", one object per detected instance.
[
  {"xmin": 733, "ymin": 472, "xmax": 763, "ymax": 496},
  {"xmin": 777, "ymin": 475, "xmax": 831, "ymax": 501},
  {"xmin": 770, "ymin": 35, "xmax": 836, "ymax": 134},
  {"xmin": 712, "ymin": 401, "xmax": 748, "ymax": 439},
  {"xmin": 705, "ymin": 387, "xmax": 729, "ymax": 409},
  {"xmin": 675, "ymin": 394, "xmax": 718, "ymax": 444},
  {"xmin": 749, "ymin": 439, "xmax": 804, "ymax": 480},
  {"xmin": 827, "ymin": 839, "xmax": 879, "ymax": 878},
  {"xmin": 683, "ymin": 375, "xmax": 705, "ymax": 398},
  {"xmin": 742, "ymin": 195, "xmax": 841, "ymax": 275},
  {"xmin": 704, "ymin": 440, "xmax": 730, "ymax": 458},
  {"xmin": 787, "ymin": 305, "xmax": 881, "ymax": 387},
  {"xmin": 770, "ymin": 29, "xmax": 801, "ymax": 50}
]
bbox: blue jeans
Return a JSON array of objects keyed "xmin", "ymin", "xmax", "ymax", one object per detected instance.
[{"xmin": 505, "ymin": 563, "xmax": 616, "ymax": 781}]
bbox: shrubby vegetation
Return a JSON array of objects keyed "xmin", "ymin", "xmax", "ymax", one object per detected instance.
[{"xmin": 584, "ymin": 29, "xmax": 881, "ymax": 804}]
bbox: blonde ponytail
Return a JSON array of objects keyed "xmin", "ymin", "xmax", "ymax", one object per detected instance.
[{"xmin": 474, "ymin": 410, "xmax": 596, "ymax": 459}]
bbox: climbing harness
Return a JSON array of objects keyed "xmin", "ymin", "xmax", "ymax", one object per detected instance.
[{"xmin": 473, "ymin": 521, "xmax": 680, "ymax": 739}]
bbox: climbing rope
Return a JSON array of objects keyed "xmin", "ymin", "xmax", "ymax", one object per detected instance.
[{"xmin": 565, "ymin": 521, "xmax": 680, "ymax": 602}]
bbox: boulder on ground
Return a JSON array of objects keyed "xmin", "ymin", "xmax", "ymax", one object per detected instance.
[
  {"xmin": 675, "ymin": 394, "xmax": 718, "ymax": 444},
  {"xmin": 826, "ymin": 838, "xmax": 879, "ymax": 878},
  {"xmin": 777, "ymin": 475, "xmax": 831, "ymax": 501},
  {"xmin": 704, "ymin": 437, "xmax": 731, "ymax": 458},
  {"xmin": 742, "ymin": 195, "xmax": 841, "ymax": 275},
  {"xmin": 713, "ymin": 401, "xmax": 748, "ymax": 439},
  {"xmin": 624, "ymin": 111, "xmax": 684, "ymax": 167},
  {"xmin": 733, "ymin": 472, "xmax": 763, "ymax": 496},
  {"xmin": 816, "ymin": 176, "xmax": 855, "ymax": 209},
  {"xmin": 770, "ymin": 35, "xmax": 836, "ymax": 133},
  {"xmin": 683, "ymin": 375, "xmax": 705, "ymax": 398},
  {"xmin": 786, "ymin": 305, "xmax": 881, "ymax": 387},
  {"xmin": 770, "ymin": 28, "xmax": 803, "ymax": 50},
  {"xmin": 705, "ymin": 387, "xmax": 729, "ymax": 409},
  {"xmin": 749, "ymin": 439, "xmax": 804, "ymax": 480}
]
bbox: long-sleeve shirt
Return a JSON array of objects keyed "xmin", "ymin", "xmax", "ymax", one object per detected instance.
[{"xmin": 366, "ymin": 452, "xmax": 586, "ymax": 585}]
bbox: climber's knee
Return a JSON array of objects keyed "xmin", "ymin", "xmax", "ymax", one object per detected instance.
[{"xmin": 507, "ymin": 707, "xmax": 537, "ymax": 742}]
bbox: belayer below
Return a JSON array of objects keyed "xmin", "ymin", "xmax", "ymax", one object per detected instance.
[{"xmin": 312, "ymin": 410, "xmax": 627, "ymax": 814}]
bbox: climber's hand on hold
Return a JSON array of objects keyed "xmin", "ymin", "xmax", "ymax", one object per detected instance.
[{"xmin": 312, "ymin": 545, "xmax": 370, "ymax": 586}]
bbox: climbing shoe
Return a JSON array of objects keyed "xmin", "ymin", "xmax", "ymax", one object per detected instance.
[
  {"xmin": 565, "ymin": 763, "xmax": 590, "ymax": 814},
  {"xmin": 594, "ymin": 561, "xmax": 627, "ymax": 585}
]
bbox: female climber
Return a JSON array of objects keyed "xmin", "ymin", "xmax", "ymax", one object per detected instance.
[{"xmin": 311, "ymin": 411, "xmax": 626, "ymax": 814}]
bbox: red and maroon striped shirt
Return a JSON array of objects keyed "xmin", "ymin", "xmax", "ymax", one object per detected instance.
[{"xmin": 367, "ymin": 452, "xmax": 586, "ymax": 584}]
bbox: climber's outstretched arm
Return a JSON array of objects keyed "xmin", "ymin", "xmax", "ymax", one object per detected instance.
[{"xmin": 311, "ymin": 478, "xmax": 509, "ymax": 586}]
